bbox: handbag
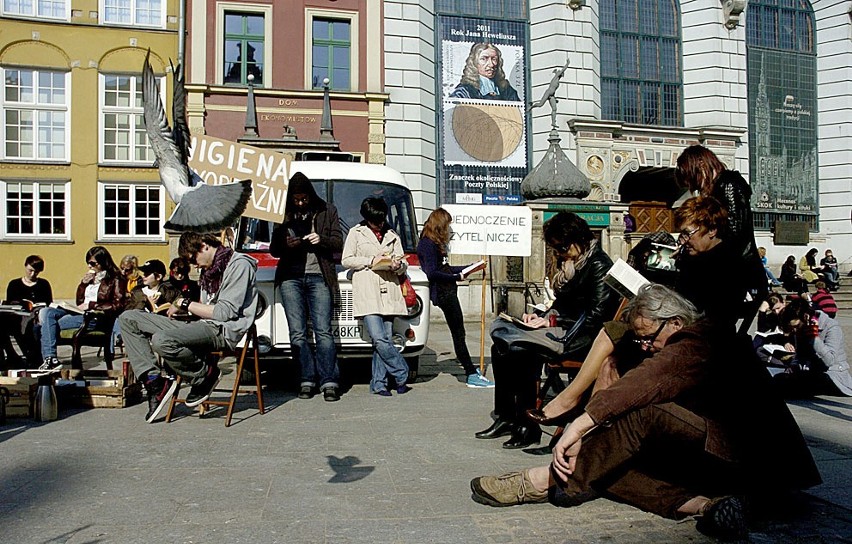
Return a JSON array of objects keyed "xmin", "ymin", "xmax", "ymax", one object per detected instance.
[{"xmin": 400, "ymin": 276, "xmax": 417, "ymax": 308}]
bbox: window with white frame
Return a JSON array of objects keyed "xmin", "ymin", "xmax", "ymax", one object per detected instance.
[
  {"xmin": 100, "ymin": 73, "xmax": 156, "ymax": 163},
  {"xmin": 99, "ymin": 182, "xmax": 164, "ymax": 239},
  {"xmin": 305, "ymin": 9, "xmax": 358, "ymax": 92},
  {"xmin": 2, "ymin": 0, "xmax": 66, "ymax": 18},
  {"xmin": 2, "ymin": 68, "xmax": 69, "ymax": 161},
  {"xmin": 2, "ymin": 180, "xmax": 69, "ymax": 239},
  {"xmin": 102, "ymin": 0, "xmax": 163, "ymax": 27}
]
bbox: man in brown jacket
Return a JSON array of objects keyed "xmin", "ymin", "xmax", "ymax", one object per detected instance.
[{"xmin": 470, "ymin": 284, "xmax": 820, "ymax": 540}]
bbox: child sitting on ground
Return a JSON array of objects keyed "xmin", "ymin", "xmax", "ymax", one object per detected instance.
[{"xmin": 811, "ymin": 281, "xmax": 838, "ymax": 318}]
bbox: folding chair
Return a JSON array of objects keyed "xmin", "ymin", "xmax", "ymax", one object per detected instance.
[{"xmin": 166, "ymin": 295, "xmax": 267, "ymax": 427}]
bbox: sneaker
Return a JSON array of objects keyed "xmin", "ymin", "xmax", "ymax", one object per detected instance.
[
  {"xmin": 298, "ymin": 385, "xmax": 315, "ymax": 399},
  {"xmin": 38, "ymin": 356, "xmax": 62, "ymax": 372},
  {"xmin": 323, "ymin": 387, "xmax": 340, "ymax": 402},
  {"xmin": 470, "ymin": 470, "xmax": 548, "ymax": 507},
  {"xmin": 467, "ymin": 371, "xmax": 495, "ymax": 388},
  {"xmin": 374, "ymin": 390, "xmax": 392, "ymax": 397},
  {"xmin": 696, "ymin": 496, "xmax": 748, "ymax": 540},
  {"xmin": 144, "ymin": 376, "xmax": 178, "ymax": 423},
  {"xmin": 185, "ymin": 365, "xmax": 221, "ymax": 408},
  {"xmin": 396, "ymin": 384, "xmax": 412, "ymax": 395}
]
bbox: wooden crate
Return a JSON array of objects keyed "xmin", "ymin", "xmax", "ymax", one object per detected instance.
[
  {"xmin": 57, "ymin": 368, "xmax": 142, "ymax": 409},
  {"xmin": 0, "ymin": 376, "xmax": 38, "ymax": 418}
]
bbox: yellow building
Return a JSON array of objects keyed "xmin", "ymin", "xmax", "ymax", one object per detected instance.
[{"xmin": 1, "ymin": 1, "xmax": 179, "ymax": 299}]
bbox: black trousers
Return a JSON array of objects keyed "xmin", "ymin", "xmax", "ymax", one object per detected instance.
[
  {"xmin": 435, "ymin": 291, "xmax": 475, "ymax": 376},
  {"xmin": 550, "ymin": 403, "xmax": 744, "ymax": 519}
]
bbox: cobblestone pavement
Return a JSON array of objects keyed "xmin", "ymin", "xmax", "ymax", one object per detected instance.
[{"xmin": 1, "ymin": 316, "xmax": 850, "ymax": 543}]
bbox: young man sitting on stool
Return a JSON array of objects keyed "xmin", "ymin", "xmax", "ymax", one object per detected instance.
[{"xmin": 119, "ymin": 231, "xmax": 258, "ymax": 423}]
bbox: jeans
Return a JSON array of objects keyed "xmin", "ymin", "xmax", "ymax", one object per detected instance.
[
  {"xmin": 279, "ymin": 275, "xmax": 340, "ymax": 389},
  {"xmin": 435, "ymin": 291, "xmax": 475, "ymax": 375},
  {"xmin": 362, "ymin": 314, "xmax": 409, "ymax": 393},
  {"xmin": 764, "ymin": 266, "xmax": 781, "ymax": 285},
  {"xmin": 119, "ymin": 310, "xmax": 225, "ymax": 385},
  {"xmin": 38, "ymin": 307, "xmax": 85, "ymax": 359}
]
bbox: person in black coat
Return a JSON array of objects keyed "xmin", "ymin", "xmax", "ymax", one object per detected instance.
[
  {"xmin": 2, "ymin": 255, "xmax": 53, "ymax": 368},
  {"xmin": 476, "ymin": 212, "xmax": 619, "ymax": 449},
  {"xmin": 676, "ymin": 145, "xmax": 767, "ymax": 329}
]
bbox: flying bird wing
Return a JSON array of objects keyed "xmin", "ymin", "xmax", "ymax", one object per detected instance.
[
  {"xmin": 163, "ymin": 179, "xmax": 253, "ymax": 233},
  {"xmin": 142, "ymin": 51, "xmax": 190, "ymax": 203},
  {"xmin": 169, "ymin": 60, "xmax": 192, "ymax": 170}
]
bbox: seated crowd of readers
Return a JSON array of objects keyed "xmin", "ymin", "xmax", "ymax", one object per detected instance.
[{"xmin": 0, "ymin": 248, "xmax": 199, "ymax": 371}]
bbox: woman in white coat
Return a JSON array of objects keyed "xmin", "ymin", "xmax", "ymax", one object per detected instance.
[{"xmin": 342, "ymin": 197, "xmax": 412, "ymax": 396}]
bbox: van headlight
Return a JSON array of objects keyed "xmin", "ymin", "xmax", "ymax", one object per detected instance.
[{"xmin": 407, "ymin": 294, "xmax": 423, "ymax": 318}]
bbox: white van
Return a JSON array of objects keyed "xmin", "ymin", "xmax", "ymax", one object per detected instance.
[{"xmin": 235, "ymin": 154, "xmax": 430, "ymax": 377}]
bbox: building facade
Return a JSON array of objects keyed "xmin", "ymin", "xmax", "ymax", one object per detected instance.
[{"xmin": 1, "ymin": 0, "xmax": 179, "ymax": 298}]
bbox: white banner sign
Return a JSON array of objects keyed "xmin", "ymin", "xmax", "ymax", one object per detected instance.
[{"xmin": 444, "ymin": 204, "xmax": 532, "ymax": 257}]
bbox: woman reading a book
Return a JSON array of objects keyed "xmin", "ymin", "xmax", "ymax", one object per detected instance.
[
  {"xmin": 675, "ymin": 144, "xmax": 766, "ymax": 329},
  {"xmin": 342, "ymin": 197, "xmax": 412, "ymax": 396},
  {"xmin": 1, "ymin": 255, "xmax": 53, "ymax": 368},
  {"xmin": 417, "ymin": 208, "xmax": 494, "ymax": 389},
  {"xmin": 36, "ymin": 246, "xmax": 126, "ymax": 371},
  {"xmin": 476, "ymin": 212, "xmax": 619, "ymax": 449}
]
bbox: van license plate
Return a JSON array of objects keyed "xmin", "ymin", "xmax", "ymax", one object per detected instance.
[{"xmin": 332, "ymin": 325, "xmax": 362, "ymax": 339}]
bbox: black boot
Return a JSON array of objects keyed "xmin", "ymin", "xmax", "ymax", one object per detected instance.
[
  {"xmin": 475, "ymin": 419, "xmax": 515, "ymax": 439},
  {"xmin": 502, "ymin": 425, "xmax": 542, "ymax": 449}
]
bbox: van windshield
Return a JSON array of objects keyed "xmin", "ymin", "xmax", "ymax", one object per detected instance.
[{"xmin": 237, "ymin": 180, "xmax": 418, "ymax": 255}]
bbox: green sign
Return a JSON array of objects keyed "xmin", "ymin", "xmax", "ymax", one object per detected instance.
[{"xmin": 543, "ymin": 211, "xmax": 610, "ymax": 227}]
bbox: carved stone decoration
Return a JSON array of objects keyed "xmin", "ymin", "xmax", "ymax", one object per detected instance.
[
  {"xmin": 567, "ymin": 0, "xmax": 586, "ymax": 11},
  {"xmin": 586, "ymin": 154, "xmax": 604, "ymax": 178},
  {"xmin": 521, "ymin": 128, "xmax": 591, "ymax": 199},
  {"xmin": 721, "ymin": 0, "xmax": 747, "ymax": 30}
]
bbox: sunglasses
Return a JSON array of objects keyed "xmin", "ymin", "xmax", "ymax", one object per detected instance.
[
  {"xmin": 633, "ymin": 319, "xmax": 669, "ymax": 349},
  {"xmin": 87, "ymin": 260, "xmax": 99, "ymax": 266}
]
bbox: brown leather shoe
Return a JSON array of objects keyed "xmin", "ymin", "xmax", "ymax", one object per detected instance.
[{"xmin": 470, "ymin": 470, "xmax": 548, "ymax": 507}]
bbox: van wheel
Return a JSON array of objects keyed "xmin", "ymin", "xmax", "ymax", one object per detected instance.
[{"xmin": 406, "ymin": 356, "xmax": 419, "ymax": 382}]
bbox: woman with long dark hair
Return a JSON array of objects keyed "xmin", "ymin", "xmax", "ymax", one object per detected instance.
[
  {"xmin": 342, "ymin": 197, "xmax": 412, "ymax": 396},
  {"xmin": 37, "ymin": 246, "xmax": 126, "ymax": 371},
  {"xmin": 417, "ymin": 208, "xmax": 493, "ymax": 388},
  {"xmin": 675, "ymin": 145, "xmax": 767, "ymax": 326}
]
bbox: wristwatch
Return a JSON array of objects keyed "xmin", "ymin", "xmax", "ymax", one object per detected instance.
[{"xmin": 180, "ymin": 298, "xmax": 191, "ymax": 312}]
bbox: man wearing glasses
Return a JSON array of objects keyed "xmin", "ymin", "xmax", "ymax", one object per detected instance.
[
  {"xmin": 470, "ymin": 284, "xmax": 820, "ymax": 541},
  {"xmin": 119, "ymin": 231, "xmax": 258, "ymax": 423}
]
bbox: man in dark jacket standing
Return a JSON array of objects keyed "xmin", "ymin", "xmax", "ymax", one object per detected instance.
[
  {"xmin": 475, "ymin": 212, "xmax": 619, "ymax": 449},
  {"xmin": 270, "ymin": 172, "xmax": 343, "ymax": 401}
]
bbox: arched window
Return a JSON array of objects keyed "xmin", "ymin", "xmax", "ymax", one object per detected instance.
[
  {"xmin": 747, "ymin": 0, "xmax": 817, "ymax": 230},
  {"xmin": 600, "ymin": 0, "xmax": 682, "ymax": 126}
]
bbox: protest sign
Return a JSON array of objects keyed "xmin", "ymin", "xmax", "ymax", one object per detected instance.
[
  {"xmin": 188, "ymin": 135, "xmax": 289, "ymax": 222},
  {"xmin": 444, "ymin": 204, "xmax": 532, "ymax": 257}
]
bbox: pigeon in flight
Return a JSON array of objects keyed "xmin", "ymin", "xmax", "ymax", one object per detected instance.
[{"xmin": 142, "ymin": 51, "xmax": 252, "ymax": 233}]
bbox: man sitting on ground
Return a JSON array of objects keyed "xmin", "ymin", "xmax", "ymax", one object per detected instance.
[
  {"xmin": 470, "ymin": 284, "xmax": 819, "ymax": 540},
  {"xmin": 119, "ymin": 231, "xmax": 258, "ymax": 423}
]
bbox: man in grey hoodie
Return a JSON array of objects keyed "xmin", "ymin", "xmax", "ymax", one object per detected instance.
[{"xmin": 119, "ymin": 231, "xmax": 258, "ymax": 423}]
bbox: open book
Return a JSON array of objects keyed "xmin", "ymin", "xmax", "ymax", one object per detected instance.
[
  {"xmin": 371, "ymin": 256, "xmax": 397, "ymax": 271},
  {"xmin": 50, "ymin": 301, "xmax": 85, "ymax": 315},
  {"xmin": 152, "ymin": 302, "xmax": 172, "ymax": 314},
  {"xmin": 604, "ymin": 258, "xmax": 650, "ymax": 299},
  {"xmin": 497, "ymin": 312, "xmax": 540, "ymax": 330},
  {"xmin": 461, "ymin": 259, "xmax": 486, "ymax": 278}
]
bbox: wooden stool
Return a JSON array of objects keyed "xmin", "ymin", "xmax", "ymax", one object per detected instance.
[{"xmin": 165, "ymin": 323, "xmax": 264, "ymax": 427}]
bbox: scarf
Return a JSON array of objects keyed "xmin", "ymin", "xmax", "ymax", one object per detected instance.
[
  {"xmin": 200, "ymin": 246, "xmax": 233, "ymax": 295},
  {"xmin": 370, "ymin": 226, "xmax": 384, "ymax": 243},
  {"xmin": 552, "ymin": 240, "xmax": 596, "ymax": 290}
]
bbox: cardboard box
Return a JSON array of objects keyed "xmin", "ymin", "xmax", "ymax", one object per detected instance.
[{"xmin": 0, "ymin": 376, "xmax": 38, "ymax": 418}]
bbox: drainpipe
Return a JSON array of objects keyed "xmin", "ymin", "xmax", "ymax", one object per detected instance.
[{"xmin": 177, "ymin": 0, "xmax": 186, "ymax": 68}]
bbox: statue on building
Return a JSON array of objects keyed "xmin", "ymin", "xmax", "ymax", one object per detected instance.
[{"xmin": 531, "ymin": 59, "xmax": 570, "ymax": 129}]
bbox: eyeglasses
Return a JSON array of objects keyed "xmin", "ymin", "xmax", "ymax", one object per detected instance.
[
  {"xmin": 87, "ymin": 260, "xmax": 99, "ymax": 266},
  {"xmin": 293, "ymin": 196, "xmax": 310, "ymax": 204},
  {"xmin": 677, "ymin": 227, "xmax": 700, "ymax": 245},
  {"xmin": 121, "ymin": 267, "xmax": 134, "ymax": 273},
  {"xmin": 633, "ymin": 319, "xmax": 669, "ymax": 349}
]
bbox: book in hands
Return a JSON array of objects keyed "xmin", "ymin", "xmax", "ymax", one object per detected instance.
[
  {"xmin": 151, "ymin": 302, "xmax": 172, "ymax": 314},
  {"xmin": 49, "ymin": 301, "xmax": 85, "ymax": 315},
  {"xmin": 371, "ymin": 256, "xmax": 397, "ymax": 271},
  {"xmin": 461, "ymin": 259, "xmax": 487, "ymax": 278},
  {"xmin": 604, "ymin": 258, "xmax": 650, "ymax": 299},
  {"xmin": 498, "ymin": 312, "xmax": 540, "ymax": 330}
]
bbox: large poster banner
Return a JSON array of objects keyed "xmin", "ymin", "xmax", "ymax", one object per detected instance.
[
  {"xmin": 188, "ymin": 135, "xmax": 289, "ymax": 222},
  {"xmin": 747, "ymin": 49, "xmax": 818, "ymax": 216},
  {"xmin": 438, "ymin": 16, "xmax": 528, "ymax": 206}
]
